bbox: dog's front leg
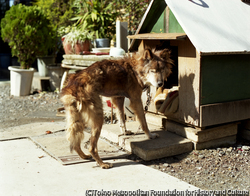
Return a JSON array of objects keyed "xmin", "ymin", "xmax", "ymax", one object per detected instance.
[
  {"xmin": 129, "ymin": 98, "xmax": 159, "ymax": 139},
  {"xmin": 111, "ymin": 97, "xmax": 133, "ymax": 135}
]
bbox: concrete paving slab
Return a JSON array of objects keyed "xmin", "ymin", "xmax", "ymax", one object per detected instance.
[
  {"xmin": 30, "ymin": 131, "xmax": 79, "ymax": 157},
  {"xmin": 101, "ymin": 121, "xmax": 161, "ymax": 144},
  {"xmin": 0, "ymin": 121, "xmax": 66, "ymax": 140},
  {"xmin": 127, "ymin": 131, "xmax": 193, "ymax": 161},
  {"xmin": 101, "ymin": 121, "xmax": 193, "ymax": 161},
  {"xmin": 30, "ymin": 131, "xmax": 127, "ymax": 165},
  {"xmin": 0, "ymin": 139, "xmax": 198, "ymax": 195}
]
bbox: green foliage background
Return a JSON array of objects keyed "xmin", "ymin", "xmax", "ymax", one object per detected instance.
[
  {"xmin": 33, "ymin": 0, "xmax": 74, "ymax": 35},
  {"xmin": 34, "ymin": 0, "xmax": 150, "ymax": 37}
]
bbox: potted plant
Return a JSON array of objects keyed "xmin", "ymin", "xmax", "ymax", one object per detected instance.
[
  {"xmin": 61, "ymin": 26, "xmax": 94, "ymax": 54},
  {"xmin": 1, "ymin": 4, "xmax": 55, "ymax": 96},
  {"xmin": 72, "ymin": 0, "xmax": 118, "ymax": 48}
]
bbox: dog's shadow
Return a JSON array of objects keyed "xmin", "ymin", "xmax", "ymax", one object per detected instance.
[{"xmin": 90, "ymin": 154, "xmax": 139, "ymax": 168}]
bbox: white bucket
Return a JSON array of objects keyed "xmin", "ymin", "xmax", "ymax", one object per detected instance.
[{"xmin": 8, "ymin": 66, "xmax": 35, "ymax": 96}]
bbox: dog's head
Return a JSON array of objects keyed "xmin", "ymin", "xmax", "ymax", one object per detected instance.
[{"xmin": 135, "ymin": 48, "xmax": 173, "ymax": 88}]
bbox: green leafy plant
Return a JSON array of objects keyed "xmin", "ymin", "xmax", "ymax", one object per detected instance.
[
  {"xmin": 72, "ymin": 0, "xmax": 119, "ymax": 40},
  {"xmin": 114, "ymin": 0, "xmax": 150, "ymax": 34},
  {"xmin": 1, "ymin": 4, "xmax": 56, "ymax": 69},
  {"xmin": 62, "ymin": 26, "xmax": 94, "ymax": 49},
  {"xmin": 33, "ymin": 0, "xmax": 75, "ymax": 56},
  {"xmin": 33, "ymin": 0, "xmax": 74, "ymax": 38}
]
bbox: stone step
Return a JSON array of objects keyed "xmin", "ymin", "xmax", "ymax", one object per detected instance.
[
  {"xmin": 145, "ymin": 112, "xmax": 238, "ymax": 150},
  {"xmin": 101, "ymin": 121, "xmax": 193, "ymax": 161}
]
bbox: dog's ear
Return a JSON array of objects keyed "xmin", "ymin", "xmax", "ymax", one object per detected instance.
[
  {"xmin": 160, "ymin": 49, "xmax": 171, "ymax": 60},
  {"xmin": 143, "ymin": 49, "xmax": 153, "ymax": 60}
]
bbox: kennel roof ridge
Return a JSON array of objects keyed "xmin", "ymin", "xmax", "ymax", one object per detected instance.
[{"xmin": 130, "ymin": 0, "xmax": 250, "ymax": 54}]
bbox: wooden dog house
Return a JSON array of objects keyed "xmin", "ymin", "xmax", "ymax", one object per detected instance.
[{"xmin": 128, "ymin": 0, "xmax": 250, "ymax": 147}]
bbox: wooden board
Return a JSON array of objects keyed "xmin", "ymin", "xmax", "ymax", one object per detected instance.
[
  {"xmin": 164, "ymin": 119, "xmax": 238, "ymax": 143},
  {"xmin": 127, "ymin": 33, "xmax": 186, "ymax": 40},
  {"xmin": 200, "ymin": 99, "xmax": 250, "ymax": 127},
  {"xmin": 170, "ymin": 38, "xmax": 201, "ymax": 127},
  {"xmin": 138, "ymin": 40, "xmax": 162, "ymax": 52},
  {"xmin": 62, "ymin": 54, "xmax": 113, "ymax": 67}
]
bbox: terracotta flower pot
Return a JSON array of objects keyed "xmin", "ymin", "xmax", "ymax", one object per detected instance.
[
  {"xmin": 75, "ymin": 40, "xmax": 91, "ymax": 54},
  {"xmin": 62, "ymin": 37, "xmax": 91, "ymax": 55}
]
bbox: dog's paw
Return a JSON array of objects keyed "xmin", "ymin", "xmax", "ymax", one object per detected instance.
[
  {"xmin": 149, "ymin": 132, "xmax": 159, "ymax": 139},
  {"xmin": 101, "ymin": 162, "xmax": 113, "ymax": 169}
]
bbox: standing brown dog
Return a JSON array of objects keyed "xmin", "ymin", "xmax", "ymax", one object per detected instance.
[{"xmin": 60, "ymin": 48, "xmax": 173, "ymax": 168}]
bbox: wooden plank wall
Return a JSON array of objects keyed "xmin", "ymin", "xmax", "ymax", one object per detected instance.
[
  {"xmin": 170, "ymin": 38, "xmax": 201, "ymax": 127},
  {"xmin": 200, "ymin": 99, "xmax": 250, "ymax": 127}
]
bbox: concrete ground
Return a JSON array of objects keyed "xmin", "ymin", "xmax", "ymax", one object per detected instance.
[{"xmin": 0, "ymin": 121, "xmax": 199, "ymax": 195}]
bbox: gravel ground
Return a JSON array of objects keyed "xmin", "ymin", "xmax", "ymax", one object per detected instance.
[
  {"xmin": 1, "ymin": 82, "xmax": 250, "ymax": 192},
  {"xmin": 0, "ymin": 82, "xmax": 64, "ymax": 129},
  {"xmin": 128, "ymin": 145, "xmax": 250, "ymax": 191}
]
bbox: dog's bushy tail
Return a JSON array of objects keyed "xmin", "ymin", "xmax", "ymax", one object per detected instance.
[{"xmin": 60, "ymin": 94, "xmax": 86, "ymax": 156}]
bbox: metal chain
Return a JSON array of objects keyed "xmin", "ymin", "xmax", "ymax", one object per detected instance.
[
  {"xmin": 137, "ymin": 87, "xmax": 151, "ymax": 133},
  {"xmin": 144, "ymin": 87, "xmax": 151, "ymax": 112}
]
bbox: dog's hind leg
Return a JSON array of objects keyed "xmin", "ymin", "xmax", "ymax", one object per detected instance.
[
  {"xmin": 111, "ymin": 97, "xmax": 133, "ymax": 135},
  {"xmin": 62, "ymin": 95, "xmax": 91, "ymax": 159},
  {"xmin": 88, "ymin": 96, "xmax": 113, "ymax": 169},
  {"xmin": 129, "ymin": 97, "xmax": 159, "ymax": 139}
]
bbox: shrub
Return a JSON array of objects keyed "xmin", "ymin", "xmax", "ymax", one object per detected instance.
[
  {"xmin": 1, "ymin": 4, "xmax": 56, "ymax": 69},
  {"xmin": 33, "ymin": 0, "xmax": 74, "ymax": 37}
]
